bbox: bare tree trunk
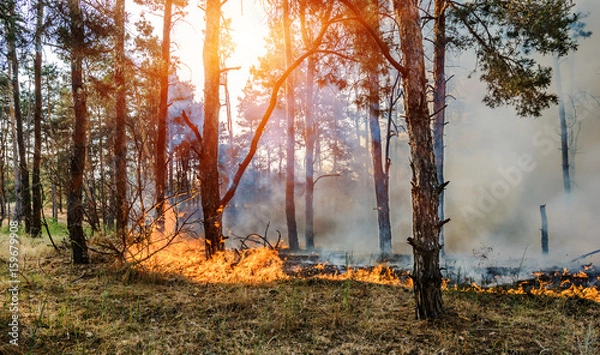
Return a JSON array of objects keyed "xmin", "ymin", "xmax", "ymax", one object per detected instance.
[
  {"xmin": 540, "ymin": 204, "xmax": 548, "ymax": 255},
  {"xmin": 283, "ymin": 0, "xmax": 299, "ymax": 250},
  {"xmin": 201, "ymin": 0, "xmax": 225, "ymax": 257},
  {"xmin": 304, "ymin": 57, "xmax": 316, "ymax": 250},
  {"xmin": 5, "ymin": 1, "xmax": 32, "ymax": 233},
  {"xmin": 114, "ymin": 0, "xmax": 128, "ymax": 246},
  {"xmin": 366, "ymin": 0, "xmax": 392, "ymax": 257},
  {"xmin": 67, "ymin": 0, "xmax": 90, "ymax": 264},
  {"xmin": 299, "ymin": 2, "xmax": 316, "ymax": 250},
  {"xmin": 433, "ymin": 0, "xmax": 448, "ymax": 255},
  {"xmin": 7, "ymin": 64, "xmax": 21, "ymax": 223},
  {"xmin": 156, "ymin": 0, "xmax": 173, "ymax": 227},
  {"xmin": 553, "ymin": 54, "xmax": 571, "ymax": 195},
  {"xmin": 395, "ymin": 0, "xmax": 444, "ymax": 319},
  {"xmin": 32, "ymin": 0, "xmax": 44, "ymax": 238}
]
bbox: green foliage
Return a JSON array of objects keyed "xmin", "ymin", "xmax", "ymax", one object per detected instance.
[{"xmin": 449, "ymin": 0, "xmax": 584, "ymax": 117}]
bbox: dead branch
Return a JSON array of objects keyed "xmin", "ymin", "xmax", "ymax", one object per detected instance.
[
  {"xmin": 570, "ymin": 248, "xmax": 600, "ymax": 263},
  {"xmin": 314, "ymin": 173, "xmax": 342, "ymax": 186}
]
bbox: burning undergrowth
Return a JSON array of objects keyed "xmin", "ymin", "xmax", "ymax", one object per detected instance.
[{"xmin": 129, "ymin": 234, "xmax": 600, "ymax": 306}]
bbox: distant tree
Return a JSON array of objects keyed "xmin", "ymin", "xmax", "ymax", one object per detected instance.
[
  {"xmin": 32, "ymin": 0, "xmax": 44, "ymax": 238},
  {"xmin": 552, "ymin": 21, "xmax": 592, "ymax": 195},
  {"xmin": 282, "ymin": 0, "xmax": 299, "ymax": 250},
  {"xmin": 2, "ymin": 0, "xmax": 32, "ymax": 233}
]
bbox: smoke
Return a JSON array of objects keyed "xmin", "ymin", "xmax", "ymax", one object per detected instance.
[{"xmin": 442, "ymin": 0, "xmax": 600, "ymax": 266}]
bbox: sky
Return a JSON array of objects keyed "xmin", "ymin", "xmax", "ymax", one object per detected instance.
[{"xmin": 133, "ymin": 0, "xmax": 270, "ymax": 105}]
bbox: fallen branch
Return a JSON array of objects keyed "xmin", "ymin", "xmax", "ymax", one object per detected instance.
[{"xmin": 570, "ymin": 248, "xmax": 600, "ymax": 263}]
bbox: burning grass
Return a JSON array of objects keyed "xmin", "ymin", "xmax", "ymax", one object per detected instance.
[
  {"xmin": 135, "ymin": 238, "xmax": 288, "ymax": 284},
  {"xmin": 1, "ymin": 235, "xmax": 600, "ymax": 354}
]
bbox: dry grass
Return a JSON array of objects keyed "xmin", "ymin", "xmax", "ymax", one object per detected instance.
[{"xmin": 1, "ymin": 235, "xmax": 599, "ymax": 355}]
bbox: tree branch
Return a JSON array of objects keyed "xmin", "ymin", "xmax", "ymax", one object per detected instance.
[
  {"xmin": 338, "ymin": 0, "xmax": 408, "ymax": 77},
  {"xmin": 220, "ymin": 4, "xmax": 336, "ymax": 208}
]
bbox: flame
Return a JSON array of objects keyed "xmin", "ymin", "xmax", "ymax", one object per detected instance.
[
  {"xmin": 458, "ymin": 268, "xmax": 600, "ymax": 303},
  {"xmin": 138, "ymin": 240, "xmax": 288, "ymax": 284},
  {"xmin": 312, "ymin": 264, "xmax": 413, "ymax": 288}
]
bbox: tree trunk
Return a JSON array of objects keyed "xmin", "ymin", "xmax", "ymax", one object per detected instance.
[
  {"xmin": 304, "ymin": 57, "xmax": 316, "ymax": 250},
  {"xmin": 283, "ymin": 0, "xmax": 299, "ymax": 250},
  {"xmin": 5, "ymin": 1, "xmax": 32, "ymax": 233},
  {"xmin": 540, "ymin": 204, "xmax": 548, "ymax": 255},
  {"xmin": 553, "ymin": 55, "xmax": 571, "ymax": 194},
  {"xmin": 114, "ymin": 0, "xmax": 128, "ymax": 247},
  {"xmin": 201, "ymin": 0, "xmax": 224, "ymax": 257},
  {"xmin": 367, "ymin": 73, "xmax": 392, "ymax": 257},
  {"xmin": 395, "ymin": 0, "xmax": 444, "ymax": 319},
  {"xmin": 67, "ymin": 0, "xmax": 90, "ymax": 264},
  {"xmin": 32, "ymin": 0, "xmax": 44, "ymax": 238},
  {"xmin": 7, "ymin": 62, "xmax": 21, "ymax": 223},
  {"xmin": 433, "ymin": 0, "xmax": 447, "ymax": 255},
  {"xmin": 366, "ymin": 0, "xmax": 392, "ymax": 257},
  {"xmin": 156, "ymin": 0, "xmax": 173, "ymax": 227}
]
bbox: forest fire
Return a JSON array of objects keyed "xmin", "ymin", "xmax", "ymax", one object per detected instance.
[
  {"xmin": 130, "ymin": 232, "xmax": 600, "ymax": 304},
  {"xmin": 464, "ymin": 265, "xmax": 600, "ymax": 303},
  {"xmin": 133, "ymin": 238, "xmax": 415, "ymax": 287}
]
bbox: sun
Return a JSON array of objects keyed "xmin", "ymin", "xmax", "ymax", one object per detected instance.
[{"xmin": 167, "ymin": 1, "xmax": 268, "ymax": 108}]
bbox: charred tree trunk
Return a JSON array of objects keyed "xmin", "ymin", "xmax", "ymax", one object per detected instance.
[
  {"xmin": 32, "ymin": 0, "xmax": 44, "ymax": 238},
  {"xmin": 553, "ymin": 55, "xmax": 571, "ymax": 195},
  {"xmin": 156, "ymin": 0, "xmax": 173, "ymax": 227},
  {"xmin": 540, "ymin": 204, "xmax": 548, "ymax": 255},
  {"xmin": 283, "ymin": 0, "xmax": 299, "ymax": 250},
  {"xmin": 67, "ymin": 0, "xmax": 90, "ymax": 264},
  {"xmin": 395, "ymin": 0, "xmax": 444, "ymax": 319},
  {"xmin": 114, "ymin": 0, "xmax": 128, "ymax": 246},
  {"xmin": 201, "ymin": 0, "xmax": 224, "ymax": 257},
  {"xmin": 433, "ymin": 0, "xmax": 448, "ymax": 255},
  {"xmin": 5, "ymin": 1, "xmax": 32, "ymax": 233}
]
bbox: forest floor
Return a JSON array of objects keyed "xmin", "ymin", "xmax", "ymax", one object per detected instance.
[{"xmin": 0, "ymin": 230, "xmax": 599, "ymax": 355}]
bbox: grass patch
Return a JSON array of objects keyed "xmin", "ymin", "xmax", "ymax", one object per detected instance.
[{"xmin": 0, "ymin": 237, "xmax": 598, "ymax": 354}]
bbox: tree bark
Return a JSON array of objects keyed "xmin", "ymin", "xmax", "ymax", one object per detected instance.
[
  {"xmin": 395, "ymin": 0, "xmax": 444, "ymax": 319},
  {"xmin": 5, "ymin": 0, "xmax": 32, "ymax": 233},
  {"xmin": 32, "ymin": 0, "xmax": 44, "ymax": 238},
  {"xmin": 156, "ymin": 0, "xmax": 173, "ymax": 227},
  {"xmin": 283, "ymin": 0, "xmax": 299, "ymax": 250},
  {"xmin": 114, "ymin": 0, "xmax": 128, "ymax": 247},
  {"xmin": 67, "ymin": 0, "xmax": 90, "ymax": 264},
  {"xmin": 433, "ymin": 0, "xmax": 447, "ymax": 255},
  {"xmin": 201, "ymin": 0, "xmax": 224, "ymax": 257}
]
